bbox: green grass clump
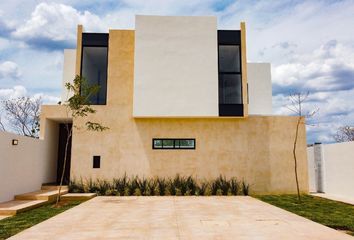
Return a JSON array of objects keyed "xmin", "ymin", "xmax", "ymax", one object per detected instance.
[
  {"xmin": 0, "ymin": 201, "xmax": 83, "ymax": 240},
  {"xmin": 69, "ymin": 174, "xmax": 249, "ymax": 196},
  {"xmin": 256, "ymin": 194, "xmax": 354, "ymax": 236}
]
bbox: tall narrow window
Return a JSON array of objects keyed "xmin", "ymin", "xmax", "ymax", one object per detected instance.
[
  {"xmin": 219, "ymin": 45, "xmax": 240, "ymax": 73},
  {"xmin": 218, "ymin": 30, "xmax": 243, "ymax": 116},
  {"xmin": 81, "ymin": 33, "xmax": 108, "ymax": 105},
  {"xmin": 219, "ymin": 74, "xmax": 242, "ymax": 104}
]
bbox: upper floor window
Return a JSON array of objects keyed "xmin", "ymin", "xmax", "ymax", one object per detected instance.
[
  {"xmin": 219, "ymin": 74, "xmax": 242, "ymax": 104},
  {"xmin": 81, "ymin": 33, "xmax": 108, "ymax": 105},
  {"xmin": 218, "ymin": 30, "xmax": 243, "ymax": 116},
  {"xmin": 219, "ymin": 45, "xmax": 241, "ymax": 73}
]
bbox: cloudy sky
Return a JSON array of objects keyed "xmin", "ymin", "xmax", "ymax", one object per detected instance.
[{"xmin": 0, "ymin": 0, "xmax": 353, "ymax": 143}]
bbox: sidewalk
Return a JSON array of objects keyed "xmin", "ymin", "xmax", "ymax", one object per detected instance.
[
  {"xmin": 311, "ymin": 193, "xmax": 354, "ymax": 205},
  {"xmin": 9, "ymin": 196, "xmax": 354, "ymax": 240}
]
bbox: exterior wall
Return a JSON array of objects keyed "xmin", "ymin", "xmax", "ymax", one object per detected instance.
[
  {"xmin": 308, "ymin": 142, "xmax": 354, "ymax": 199},
  {"xmin": 133, "ymin": 15, "xmax": 219, "ymax": 117},
  {"xmin": 61, "ymin": 49, "xmax": 76, "ymax": 102},
  {"xmin": 247, "ymin": 63, "xmax": 272, "ymax": 115},
  {"xmin": 307, "ymin": 145, "xmax": 316, "ymax": 192},
  {"xmin": 41, "ymin": 30, "xmax": 308, "ymax": 194},
  {"xmin": 0, "ymin": 125, "xmax": 58, "ymax": 202},
  {"xmin": 240, "ymin": 22, "xmax": 248, "ymax": 117},
  {"xmin": 75, "ymin": 25, "xmax": 83, "ymax": 76}
]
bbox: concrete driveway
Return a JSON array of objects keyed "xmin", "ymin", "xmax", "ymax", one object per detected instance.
[{"xmin": 9, "ymin": 196, "xmax": 353, "ymax": 240}]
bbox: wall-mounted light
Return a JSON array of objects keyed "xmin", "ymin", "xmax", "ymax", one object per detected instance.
[{"xmin": 12, "ymin": 139, "xmax": 18, "ymax": 145}]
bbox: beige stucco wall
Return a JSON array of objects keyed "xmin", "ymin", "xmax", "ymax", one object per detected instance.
[
  {"xmin": 133, "ymin": 15, "xmax": 219, "ymax": 117},
  {"xmin": 0, "ymin": 124, "xmax": 58, "ymax": 202},
  {"xmin": 41, "ymin": 29, "xmax": 308, "ymax": 194},
  {"xmin": 240, "ymin": 22, "xmax": 248, "ymax": 117}
]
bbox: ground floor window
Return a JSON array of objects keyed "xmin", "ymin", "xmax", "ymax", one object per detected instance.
[{"xmin": 153, "ymin": 138, "xmax": 195, "ymax": 150}]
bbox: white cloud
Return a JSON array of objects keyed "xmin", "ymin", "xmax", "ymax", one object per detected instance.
[
  {"xmin": 0, "ymin": 61, "xmax": 21, "ymax": 79},
  {"xmin": 273, "ymin": 88, "xmax": 354, "ymax": 143},
  {"xmin": 0, "ymin": 85, "xmax": 27, "ymax": 99},
  {"xmin": 11, "ymin": 2, "xmax": 105, "ymax": 48},
  {"xmin": 32, "ymin": 93, "xmax": 60, "ymax": 104},
  {"xmin": 0, "ymin": 85, "xmax": 59, "ymax": 104},
  {"xmin": 272, "ymin": 40, "xmax": 354, "ymax": 94}
]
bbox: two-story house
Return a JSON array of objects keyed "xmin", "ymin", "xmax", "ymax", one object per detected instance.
[{"xmin": 40, "ymin": 15, "xmax": 308, "ymax": 194}]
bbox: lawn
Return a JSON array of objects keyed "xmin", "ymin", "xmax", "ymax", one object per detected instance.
[
  {"xmin": 256, "ymin": 194, "xmax": 354, "ymax": 236},
  {"xmin": 0, "ymin": 201, "xmax": 83, "ymax": 240}
]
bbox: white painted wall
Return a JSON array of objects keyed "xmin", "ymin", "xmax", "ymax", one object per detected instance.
[
  {"xmin": 0, "ymin": 121, "xmax": 58, "ymax": 202},
  {"xmin": 307, "ymin": 146, "xmax": 316, "ymax": 192},
  {"xmin": 307, "ymin": 141, "xmax": 354, "ymax": 199},
  {"xmin": 61, "ymin": 49, "xmax": 76, "ymax": 102},
  {"xmin": 247, "ymin": 63, "xmax": 272, "ymax": 115},
  {"xmin": 133, "ymin": 15, "xmax": 219, "ymax": 117}
]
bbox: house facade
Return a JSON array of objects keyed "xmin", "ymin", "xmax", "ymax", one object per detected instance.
[{"xmin": 40, "ymin": 15, "xmax": 308, "ymax": 194}]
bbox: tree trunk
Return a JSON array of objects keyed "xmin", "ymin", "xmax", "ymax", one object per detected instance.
[
  {"xmin": 293, "ymin": 117, "xmax": 301, "ymax": 202},
  {"xmin": 55, "ymin": 126, "xmax": 72, "ymax": 206}
]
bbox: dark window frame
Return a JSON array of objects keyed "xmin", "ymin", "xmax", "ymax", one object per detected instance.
[
  {"xmin": 152, "ymin": 138, "xmax": 196, "ymax": 150},
  {"xmin": 218, "ymin": 30, "xmax": 244, "ymax": 116},
  {"xmin": 218, "ymin": 44, "xmax": 242, "ymax": 74},
  {"xmin": 93, "ymin": 155, "xmax": 101, "ymax": 168},
  {"xmin": 218, "ymin": 43, "xmax": 243, "ymax": 104},
  {"xmin": 80, "ymin": 33, "xmax": 109, "ymax": 105}
]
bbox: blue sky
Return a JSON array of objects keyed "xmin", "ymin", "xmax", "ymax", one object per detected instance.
[{"xmin": 0, "ymin": 0, "xmax": 354, "ymax": 143}]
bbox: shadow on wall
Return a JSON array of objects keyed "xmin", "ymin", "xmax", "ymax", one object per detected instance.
[{"xmin": 0, "ymin": 120, "xmax": 59, "ymax": 202}]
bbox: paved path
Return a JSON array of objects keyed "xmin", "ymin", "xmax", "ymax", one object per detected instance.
[
  {"xmin": 311, "ymin": 193, "xmax": 354, "ymax": 205},
  {"xmin": 9, "ymin": 196, "xmax": 353, "ymax": 240}
]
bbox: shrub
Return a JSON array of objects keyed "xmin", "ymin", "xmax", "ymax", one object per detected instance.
[
  {"xmin": 69, "ymin": 178, "xmax": 85, "ymax": 193},
  {"xmin": 134, "ymin": 188, "xmax": 142, "ymax": 196},
  {"xmin": 97, "ymin": 180, "xmax": 111, "ymax": 196},
  {"xmin": 68, "ymin": 175, "xmax": 249, "ymax": 196},
  {"xmin": 86, "ymin": 178, "xmax": 99, "ymax": 194},
  {"xmin": 175, "ymin": 188, "xmax": 182, "ymax": 196},
  {"xmin": 229, "ymin": 177, "xmax": 239, "ymax": 195},
  {"xmin": 242, "ymin": 181, "xmax": 250, "ymax": 196},
  {"xmin": 211, "ymin": 175, "xmax": 230, "ymax": 195},
  {"xmin": 124, "ymin": 187, "xmax": 130, "ymax": 196},
  {"xmin": 204, "ymin": 185, "xmax": 212, "ymax": 196}
]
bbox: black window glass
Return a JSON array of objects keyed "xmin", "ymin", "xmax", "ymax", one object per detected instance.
[
  {"xmin": 162, "ymin": 139, "xmax": 174, "ymax": 148},
  {"xmin": 153, "ymin": 139, "xmax": 195, "ymax": 150},
  {"xmin": 179, "ymin": 140, "xmax": 195, "ymax": 148},
  {"xmin": 93, "ymin": 156, "xmax": 100, "ymax": 168},
  {"xmin": 174, "ymin": 140, "xmax": 180, "ymax": 148},
  {"xmin": 81, "ymin": 46, "xmax": 108, "ymax": 105},
  {"xmin": 219, "ymin": 74, "xmax": 242, "ymax": 104},
  {"xmin": 219, "ymin": 45, "xmax": 240, "ymax": 73},
  {"xmin": 153, "ymin": 139, "xmax": 162, "ymax": 148}
]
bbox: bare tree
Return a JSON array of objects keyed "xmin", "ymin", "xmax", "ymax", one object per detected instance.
[
  {"xmin": 0, "ymin": 115, "xmax": 6, "ymax": 131},
  {"xmin": 334, "ymin": 126, "xmax": 354, "ymax": 142},
  {"xmin": 0, "ymin": 97, "xmax": 41, "ymax": 138},
  {"xmin": 56, "ymin": 75, "xmax": 108, "ymax": 205},
  {"xmin": 286, "ymin": 92, "xmax": 318, "ymax": 202}
]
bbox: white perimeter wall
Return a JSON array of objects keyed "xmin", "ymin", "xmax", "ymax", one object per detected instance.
[
  {"xmin": 61, "ymin": 49, "xmax": 76, "ymax": 102},
  {"xmin": 308, "ymin": 141, "xmax": 354, "ymax": 199},
  {"xmin": 247, "ymin": 63, "xmax": 272, "ymax": 115},
  {"xmin": 133, "ymin": 15, "xmax": 219, "ymax": 117},
  {"xmin": 307, "ymin": 146, "xmax": 316, "ymax": 192},
  {"xmin": 0, "ymin": 121, "xmax": 58, "ymax": 202}
]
